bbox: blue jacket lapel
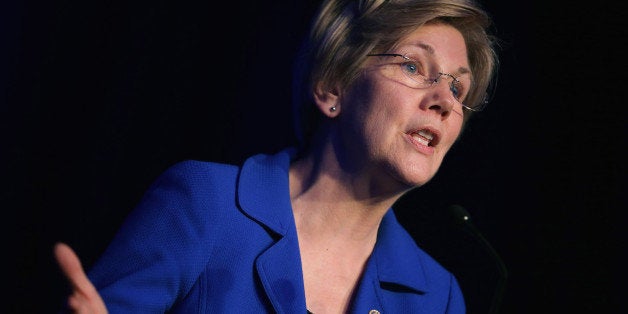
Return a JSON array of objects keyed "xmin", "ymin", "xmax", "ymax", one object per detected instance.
[
  {"xmin": 374, "ymin": 210, "xmax": 429, "ymax": 294},
  {"xmin": 237, "ymin": 149, "xmax": 307, "ymax": 314}
]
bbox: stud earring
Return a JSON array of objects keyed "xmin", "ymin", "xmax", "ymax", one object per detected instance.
[{"xmin": 329, "ymin": 106, "xmax": 337, "ymax": 112}]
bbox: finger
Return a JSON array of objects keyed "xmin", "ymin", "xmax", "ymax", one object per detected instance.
[
  {"xmin": 54, "ymin": 242, "xmax": 109, "ymax": 313},
  {"xmin": 54, "ymin": 242, "xmax": 98, "ymax": 295},
  {"xmin": 67, "ymin": 293, "xmax": 85, "ymax": 312}
]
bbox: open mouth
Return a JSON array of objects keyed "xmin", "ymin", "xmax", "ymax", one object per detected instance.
[{"xmin": 409, "ymin": 128, "xmax": 440, "ymax": 147}]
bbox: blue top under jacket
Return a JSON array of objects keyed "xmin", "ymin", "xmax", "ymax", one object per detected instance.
[{"xmin": 86, "ymin": 148, "xmax": 465, "ymax": 313}]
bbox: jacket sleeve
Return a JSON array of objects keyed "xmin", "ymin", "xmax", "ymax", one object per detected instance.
[{"xmin": 85, "ymin": 160, "xmax": 238, "ymax": 313}]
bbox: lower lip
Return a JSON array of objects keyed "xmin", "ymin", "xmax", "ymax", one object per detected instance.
[{"xmin": 405, "ymin": 133, "xmax": 435, "ymax": 155}]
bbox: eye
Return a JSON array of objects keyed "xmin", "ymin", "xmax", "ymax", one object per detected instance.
[
  {"xmin": 449, "ymin": 79, "xmax": 465, "ymax": 103},
  {"xmin": 450, "ymin": 80, "xmax": 464, "ymax": 100},
  {"xmin": 399, "ymin": 60, "xmax": 424, "ymax": 77}
]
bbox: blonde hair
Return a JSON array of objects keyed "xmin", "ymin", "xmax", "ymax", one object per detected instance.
[{"xmin": 292, "ymin": 0, "xmax": 499, "ymax": 148}]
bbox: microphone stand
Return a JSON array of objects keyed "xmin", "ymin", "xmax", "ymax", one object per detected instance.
[{"xmin": 448, "ymin": 205, "xmax": 508, "ymax": 314}]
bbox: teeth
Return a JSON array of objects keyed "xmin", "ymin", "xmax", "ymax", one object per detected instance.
[
  {"xmin": 417, "ymin": 129, "xmax": 434, "ymax": 140},
  {"xmin": 412, "ymin": 134, "xmax": 430, "ymax": 146},
  {"xmin": 411, "ymin": 129, "xmax": 434, "ymax": 146}
]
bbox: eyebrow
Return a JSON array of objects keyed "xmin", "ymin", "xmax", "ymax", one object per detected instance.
[
  {"xmin": 416, "ymin": 42, "xmax": 435, "ymax": 54},
  {"xmin": 413, "ymin": 42, "xmax": 471, "ymax": 75}
]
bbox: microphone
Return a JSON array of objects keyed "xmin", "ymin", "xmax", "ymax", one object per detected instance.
[{"xmin": 448, "ymin": 204, "xmax": 508, "ymax": 314}]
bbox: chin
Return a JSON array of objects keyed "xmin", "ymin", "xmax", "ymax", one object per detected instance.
[
  {"xmin": 380, "ymin": 154, "xmax": 441, "ymax": 191},
  {"xmin": 409, "ymin": 159, "xmax": 440, "ymax": 180},
  {"xmin": 405, "ymin": 174, "xmax": 436, "ymax": 188},
  {"xmin": 388, "ymin": 164, "xmax": 438, "ymax": 191}
]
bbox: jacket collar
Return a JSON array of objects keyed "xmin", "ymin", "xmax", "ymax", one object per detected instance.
[
  {"xmin": 237, "ymin": 148, "xmax": 306, "ymax": 313},
  {"xmin": 237, "ymin": 148, "xmax": 297, "ymax": 236},
  {"xmin": 374, "ymin": 210, "xmax": 430, "ymax": 294}
]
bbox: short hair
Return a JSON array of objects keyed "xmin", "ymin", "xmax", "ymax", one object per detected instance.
[{"xmin": 292, "ymin": 0, "xmax": 499, "ymax": 150}]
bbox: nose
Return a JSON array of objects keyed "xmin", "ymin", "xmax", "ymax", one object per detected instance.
[{"xmin": 426, "ymin": 75, "xmax": 457, "ymax": 118}]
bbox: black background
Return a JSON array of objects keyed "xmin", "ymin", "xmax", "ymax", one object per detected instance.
[{"xmin": 2, "ymin": 1, "xmax": 623, "ymax": 313}]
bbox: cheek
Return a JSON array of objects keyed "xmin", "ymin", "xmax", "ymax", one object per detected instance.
[
  {"xmin": 363, "ymin": 77, "xmax": 411, "ymax": 113},
  {"xmin": 440, "ymin": 121, "xmax": 464, "ymax": 156},
  {"xmin": 343, "ymin": 76, "xmax": 392, "ymax": 125},
  {"xmin": 359, "ymin": 85, "xmax": 410, "ymax": 138}
]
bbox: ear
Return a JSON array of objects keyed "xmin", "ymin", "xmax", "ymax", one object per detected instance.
[{"xmin": 313, "ymin": 82, "xmax": 341, "ymax": 117}]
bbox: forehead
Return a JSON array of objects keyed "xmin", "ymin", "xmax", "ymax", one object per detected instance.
[{"xmin": 395, "ymin": 23, "xmax": 469, "ymax": 73}]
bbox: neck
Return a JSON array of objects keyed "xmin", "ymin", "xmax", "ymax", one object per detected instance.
[{"xmin": 289, "ymin": 137, "xmax": 405, "ymax": 240}]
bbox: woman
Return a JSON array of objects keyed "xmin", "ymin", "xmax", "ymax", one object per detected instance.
[{"xmin": 55, "ymin": 0, "xmax": 498, "ymax": 312}]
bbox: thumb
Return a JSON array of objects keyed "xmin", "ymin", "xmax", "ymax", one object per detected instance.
[
  {"xmin": 54, "ymin": 242, "xmax": 108, "ymax": 313},
  {"xmin": 54, "ymin": 242, "xmax": 100, "ymax": 297}
]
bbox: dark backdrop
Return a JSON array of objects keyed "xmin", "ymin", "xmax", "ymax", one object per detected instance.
[{"xmin": 2, "ymin": 1, "xmax": 623, "ymax": 313}]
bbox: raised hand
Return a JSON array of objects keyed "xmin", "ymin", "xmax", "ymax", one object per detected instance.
[{"xmin": 54, "ymin": 242, "xmax": 108, "ymax": 314}]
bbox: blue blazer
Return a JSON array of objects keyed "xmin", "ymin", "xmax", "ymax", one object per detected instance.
[{"xmin": 86, "ymin": 148, "xmax": 465, "ymax": 313}]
